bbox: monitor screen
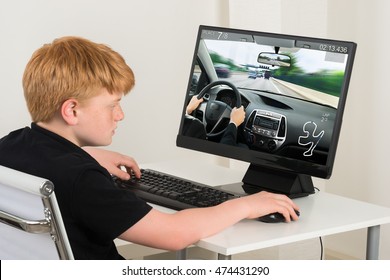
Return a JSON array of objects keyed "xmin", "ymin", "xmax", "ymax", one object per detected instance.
[{"xmin": 177, "ymin": 25, "xmax": 356, "ymax": 197}]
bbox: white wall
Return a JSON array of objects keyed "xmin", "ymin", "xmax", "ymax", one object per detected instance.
[
  {"xmin": 324, "ymin": 0, "xmax": 390, "ymax": 260},
  {"xmin": 1, "ymin": 0, "xmax": 389, "ymax": 260}
]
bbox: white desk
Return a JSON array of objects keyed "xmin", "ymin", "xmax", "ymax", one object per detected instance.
[{"xmin": 138, "ymin": 160, "xmax": 390, "ymax": 260}]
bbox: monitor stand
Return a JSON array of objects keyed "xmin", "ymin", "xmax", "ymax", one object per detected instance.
[{"xmin": 241, "ymin": 164, "xmax": 315, "ymax": 198}]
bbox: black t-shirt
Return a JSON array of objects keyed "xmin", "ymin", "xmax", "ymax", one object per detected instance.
[{"xmin": 0, "ymin": 123, "xmax": 152, "ymax": 259}]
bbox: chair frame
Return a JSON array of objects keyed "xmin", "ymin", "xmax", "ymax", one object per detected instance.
[{"xmin": 0, "ymin": 165, "xmax": 73, "ymax": 259}]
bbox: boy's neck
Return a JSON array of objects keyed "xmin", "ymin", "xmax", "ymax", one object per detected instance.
[{"xmin": 37, "ymin": 120, "xmax": 81, "ymax": 147}]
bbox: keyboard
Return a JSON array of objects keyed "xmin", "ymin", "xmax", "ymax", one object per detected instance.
[{"xmin": 114, "ymin": 169, "xmax": 241, "ymax": 210}]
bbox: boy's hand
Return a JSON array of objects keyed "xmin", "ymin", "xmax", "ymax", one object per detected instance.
[{"xmin": 83, "ymin": 147, "xmax": 140, "ymax": 180}]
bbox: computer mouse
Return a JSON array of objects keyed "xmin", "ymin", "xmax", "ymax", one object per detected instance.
[{"xmin": 258, "ymin": 210, "xmax": 300, "ymax": 223}]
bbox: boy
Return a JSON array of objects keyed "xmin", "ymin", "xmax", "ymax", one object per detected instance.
[{"xmin": 0, "ymin": 36, "xmax": 299, "ymax": 259}]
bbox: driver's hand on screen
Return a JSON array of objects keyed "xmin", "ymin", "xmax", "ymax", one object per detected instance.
[
  {"xmin": 230, "ymin": 106, "xmax": 245, "ymax": 127},
  {"xmin": 186, "ymin": 95, "xmax": 203, "ymax": 115}
]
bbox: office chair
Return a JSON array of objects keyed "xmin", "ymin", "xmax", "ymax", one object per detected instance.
[{"xmin": 0, "ymin": 165, "xmax": 73, "ymax": 259}]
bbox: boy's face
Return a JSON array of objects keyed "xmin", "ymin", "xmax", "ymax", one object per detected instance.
[{"xmin": 74, "ymin": 88, "xmax": 124, "ymax": 147}]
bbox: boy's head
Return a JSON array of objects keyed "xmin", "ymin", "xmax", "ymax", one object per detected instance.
[{"xmin": 23, "ymin": 36, "xmax": 135, "ymax": 122}]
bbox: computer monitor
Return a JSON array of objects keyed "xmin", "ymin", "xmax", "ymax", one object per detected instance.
[{"xmin": 176, "ymin": 25, "xmax": 357, "ymax": 198}]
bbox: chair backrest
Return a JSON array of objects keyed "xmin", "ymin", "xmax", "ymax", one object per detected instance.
[{"xmin": 0, "ymin": 165, "xmax": 73, "ymax": 259}]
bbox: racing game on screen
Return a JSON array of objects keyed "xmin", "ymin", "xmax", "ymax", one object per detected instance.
[{"xmin": 183, "ymin": 28, "xmax": 352, "ymax": 166}]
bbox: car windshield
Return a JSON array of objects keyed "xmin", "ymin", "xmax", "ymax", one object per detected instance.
[{"xmin": 204, "ymin": 38, "xmax": 348, "ymax": 109}]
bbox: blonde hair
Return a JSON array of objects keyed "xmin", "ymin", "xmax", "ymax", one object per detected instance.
[{"xmin": 23, "ymin": 36, "xmax": 135, "ymax": 122}]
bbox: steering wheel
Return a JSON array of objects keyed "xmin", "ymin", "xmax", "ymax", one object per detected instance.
[{"xmin": 197, "ymin": 80, "xmax": 242, "ymax": 138}]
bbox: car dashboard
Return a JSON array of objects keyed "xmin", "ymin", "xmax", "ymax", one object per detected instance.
[{"xmin": 212, "ymin": 86, "xmax": 335, "ymax": 165}]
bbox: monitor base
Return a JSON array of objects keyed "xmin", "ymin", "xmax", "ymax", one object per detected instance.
[{"xmin": 241, "ymin": 164, "xmax": 315, "ymax": 198}]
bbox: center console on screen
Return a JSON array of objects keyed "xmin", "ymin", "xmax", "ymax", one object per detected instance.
[{"xmin": 176, "ymin": 25, "xmax": 357, "ymax": 198}]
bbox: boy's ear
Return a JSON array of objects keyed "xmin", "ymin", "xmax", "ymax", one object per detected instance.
[{"xmin": 61, "ymin": 99, "xmax": 79, "ymax": 125}]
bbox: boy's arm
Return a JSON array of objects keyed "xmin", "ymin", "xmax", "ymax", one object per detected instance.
[
  {"xmin": 83, "ymin": 147, "xmax": 140, "ymax": 180},
  {"xmin": 119, "ymin": 191, "xmax": 299, "ymax": 251}
]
